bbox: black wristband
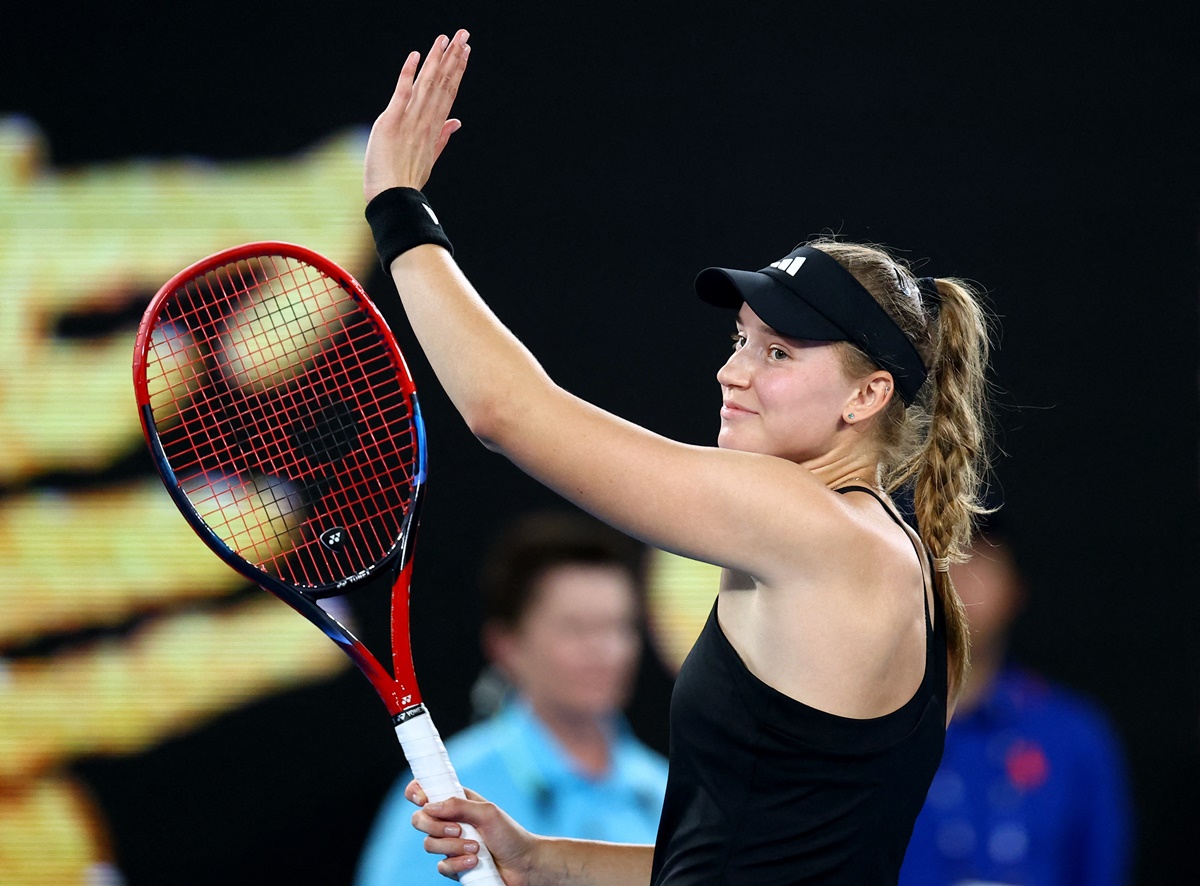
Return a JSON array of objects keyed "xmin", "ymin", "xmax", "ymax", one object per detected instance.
[{"xmin": 364, "ymin": 187, "xmax": 454, "ymax": 271}]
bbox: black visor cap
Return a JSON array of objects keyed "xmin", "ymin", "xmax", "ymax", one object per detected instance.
[{"xmin": 694, "ymin": 245, "xmax": 928, "ymax": 404}]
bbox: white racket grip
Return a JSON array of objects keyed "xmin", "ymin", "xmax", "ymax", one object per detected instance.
[{"xmin": 394, "ymin": 709, "xmax": 504, "ymax": 885}]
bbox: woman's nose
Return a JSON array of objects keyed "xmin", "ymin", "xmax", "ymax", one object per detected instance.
[{"xmin": 717, "ymin": 349, "xmax": 749, "ymax": 388}]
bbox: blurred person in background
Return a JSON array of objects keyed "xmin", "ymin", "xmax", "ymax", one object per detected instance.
[
  {"xmin": 899, "ymin": 509, "xmax": 1133, "ymax": 886},
  {"xmin": 355, "ymin": 510, "xmax": 668, "ymax": 886}
]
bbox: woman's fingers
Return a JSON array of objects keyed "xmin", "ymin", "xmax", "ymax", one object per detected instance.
[
  {"xmin": 408, "ymin": 792, "xmax": 479, "ymax": 840},
  {"xmin": 421, "ymin": 831, "xmax": 484, "ymax": 881},
  {"xmin": 433, "ymin": 119, "xmax": 463, "ymax": 164},
  {"xmin": 384, "ymin": 50, "xmax": 421, "ymax": 115},
  {"xmin": 438, "ymin": 852, "xmax": 482, "ymax": 879},
  {"xmin": 364, "ymin": 30, "xmax": 469, "ymax": 197},
  {"xmin": 409, "ymin": 787, "xmax": 537, "ymax": 884},
  {"xmin": 423, "ymin": 834, "xmax": 480, "ymax": 856},
  {"xmin": 411, "ymin": 31, "xmax": 470, "ymax": 124},
  {"xmin": 406, "ymin": 781, "xmax": 488, "ymax": 808},
  {"xmin": 414, "ymin": 34, "xmax": 451, "ymax": 97},
  {"xmin": 411, "ymin": 797, "xmax": 471, "ymax": 833},
  {"xmin": 405, "ymin": 779, "xmax": 427, "ymax": 806},
  {"xmin": 416, "ymin": 805, "xmax": 487, "ymax": 880}
]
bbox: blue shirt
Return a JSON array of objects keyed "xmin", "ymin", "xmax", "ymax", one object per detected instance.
[
  {"xmin": 355, "ymin": 699, "xmax": 669, "ymax": 886},
  {"xmin": 899, "ymin": 664, "xmax": 1133, "ymax": 886}
]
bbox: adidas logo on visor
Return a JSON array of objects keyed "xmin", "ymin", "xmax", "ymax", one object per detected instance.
[{"xmin": 769, "ymin": 256, "xmax": 807, "ymax": 276}]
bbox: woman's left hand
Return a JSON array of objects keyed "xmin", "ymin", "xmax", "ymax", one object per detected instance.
[{"xmin": 364, "ymin": 29, "xmax": 471, "ymax": 201}]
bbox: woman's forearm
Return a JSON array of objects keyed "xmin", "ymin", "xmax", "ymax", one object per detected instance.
[
  {"xmin": 387, "ymin": 244, "xmax": 554, "ymax": 450},
  {"xmin": 529, "ymin": 838, "xmax": 655, "ymax": 886}
]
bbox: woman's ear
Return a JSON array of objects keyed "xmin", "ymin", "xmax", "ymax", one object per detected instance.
[{"xmin": 843, "ymin": 372, "xmax": 895, "ymax": 424}]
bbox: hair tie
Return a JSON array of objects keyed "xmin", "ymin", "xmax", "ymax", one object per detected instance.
[{"xmin": 932, "ymin": 556, "xmax": 951, "ymax": 573}]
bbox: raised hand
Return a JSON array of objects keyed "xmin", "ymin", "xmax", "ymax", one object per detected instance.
[{"xmin": 364, "ymin": 29, "xmax": 471, "ymax": 201}]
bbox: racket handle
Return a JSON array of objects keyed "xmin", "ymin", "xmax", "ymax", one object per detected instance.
[{"xmin": 394, "ymin": 707, "xmax": 505, "ymax": 885}]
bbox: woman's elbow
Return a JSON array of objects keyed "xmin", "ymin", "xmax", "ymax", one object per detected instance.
[
  {"xmin": 462, "ymin": 396, "xmax": 509, "ymax": 453},
  {"xmin": 462, "ymin": 379, "xmax": 555, "ymax": 456}
]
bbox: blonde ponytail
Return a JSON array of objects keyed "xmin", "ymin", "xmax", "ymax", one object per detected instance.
[
  {"xmin": 805, "ymin": 240, "xmax": 993, "ymax": 703},
  {"xmin": 908, "ymin": 278, "xmax": 992, "ymax": 701}
]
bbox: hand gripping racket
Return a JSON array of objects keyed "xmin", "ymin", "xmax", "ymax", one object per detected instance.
[{"xmin": 133, "ymin": 242, "xmax": 501, "ymax": 884}]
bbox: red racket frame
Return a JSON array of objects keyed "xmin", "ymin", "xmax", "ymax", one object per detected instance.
[{"xmin": 132, "ymin": 241, "xmax": 427, "ymax": 717}]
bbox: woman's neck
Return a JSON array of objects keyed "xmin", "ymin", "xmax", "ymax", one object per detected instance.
[
  {"xmin": 824, "ymin": 465, "xmax": 883, "ymax": 492},
  {"xmin": 804, "ymin": 449, "xmax": 883, "ymax": 492}
]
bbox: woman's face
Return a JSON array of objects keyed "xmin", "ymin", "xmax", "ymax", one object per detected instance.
[
  {"xmin": 716, "ymin": 303, "xmax": 857, "ymax": 463},
  {"xmin": 497, "ymin": 563, "xmax": 642, "ymax": 722}
]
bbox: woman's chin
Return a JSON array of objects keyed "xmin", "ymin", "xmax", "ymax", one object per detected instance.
[{"xmin": 717, "ymin": 429, "xmax": 758, "ymax": 454}]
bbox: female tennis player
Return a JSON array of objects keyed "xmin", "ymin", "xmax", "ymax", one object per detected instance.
[{"xmin": 364, "ymin": 30, "xmax": 992, "ymax": 885}]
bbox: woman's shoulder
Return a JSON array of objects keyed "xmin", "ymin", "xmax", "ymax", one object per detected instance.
[{"xmin": 749, "ymin": 483, "xmax": 925, "ymax": 599}]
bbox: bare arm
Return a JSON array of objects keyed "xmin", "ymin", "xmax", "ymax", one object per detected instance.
[
  {"xmin": 385, "ymin": 246, "xmax": 842, "ymax": 573},
  {"xmin": 524, "ymin": 840, "xmax": 654, "ymax": 886},
  {"xmin": 364, "ymin": 31, "xmax": 854, "ymax": 583},
  {"xmin": 409, "ymin": 785, "xmax": 654, "ymax": 886}
]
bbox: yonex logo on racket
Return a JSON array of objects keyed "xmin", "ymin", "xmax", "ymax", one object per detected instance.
[
  {"xmin": 136, "ymin": 243, "xmax": 500, "ymax": 881},
  {"xmin": 770, "ymin": 256, "xmax": 807, "ymax": 276},
  {"xmin": 320, "ymin": 526, "xmax": 349, "ymax": 552},
  {"xmin": 335, "ymin": 568, "xmax": 372, "ymax": 590}
]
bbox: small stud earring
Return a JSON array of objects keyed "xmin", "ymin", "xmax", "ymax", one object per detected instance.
[{"xmin": 846, "ymin": 413, "xmax": 855, "ymax": 421}]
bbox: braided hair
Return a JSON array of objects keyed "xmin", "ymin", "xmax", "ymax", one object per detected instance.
[{"xmin": 808, "ymin": 238, "xmax": 993, "ymax": 702}]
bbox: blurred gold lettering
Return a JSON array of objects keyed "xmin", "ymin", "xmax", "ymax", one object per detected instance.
[{"xmin": 0, "ymin": 116, "xmax": 376, "ymax": 883}]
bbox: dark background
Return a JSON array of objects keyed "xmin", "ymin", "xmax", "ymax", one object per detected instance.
[{"xmin": 5, "ymin": 1, "xmax": 1198, "ymax": 882}]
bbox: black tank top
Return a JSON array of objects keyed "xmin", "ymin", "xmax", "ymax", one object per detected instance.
[{"xmin": 650, "ymin": 487, "xmax": 947, "ymax": 885}]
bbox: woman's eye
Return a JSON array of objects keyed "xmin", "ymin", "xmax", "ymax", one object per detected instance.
[
  {"xmin": 730, "ymin": 333, "xmax": 746, "ymax": 351},
  {"xmin": 769, "ymin": 347, "xmax": 789, "ymax": 360}
]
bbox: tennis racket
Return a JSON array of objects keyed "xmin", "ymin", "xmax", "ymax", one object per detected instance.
[{"xmin": 132, "ymin": 241, "xmax": 501, "ymax": 884}]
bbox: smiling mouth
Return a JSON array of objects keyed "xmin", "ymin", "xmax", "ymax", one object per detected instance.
[{"xmin": 721, "ymin": 402, "xmax": 756, "ymax": 417}]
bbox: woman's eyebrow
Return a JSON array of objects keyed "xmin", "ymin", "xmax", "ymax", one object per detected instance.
[{"xmin": 757, "ymin": 322, "xmax": 792, "ymax": 339}]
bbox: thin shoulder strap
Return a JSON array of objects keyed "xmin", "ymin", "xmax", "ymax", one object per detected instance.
[
  {"xmin": 835, "ymin": 486, "xmax": 932, "ymax": 630},
  {"xmin": 835, "ymin": 485, "xmax": 905, "ymax": 529}
]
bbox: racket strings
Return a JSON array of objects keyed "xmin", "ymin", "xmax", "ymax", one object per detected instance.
[{"xmin": 144, "ymin": 253, "xmax": 418, "ymax": 590}]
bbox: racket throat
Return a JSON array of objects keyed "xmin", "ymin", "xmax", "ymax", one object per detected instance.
[{"xmin": 391, "ymin": 702, "xmax": 430, "ymax": 726}]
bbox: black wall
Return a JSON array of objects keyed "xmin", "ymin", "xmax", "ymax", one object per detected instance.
[{"xmin": 6, "ymin": 2, "xmax": 1197, "ymax": 882}]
